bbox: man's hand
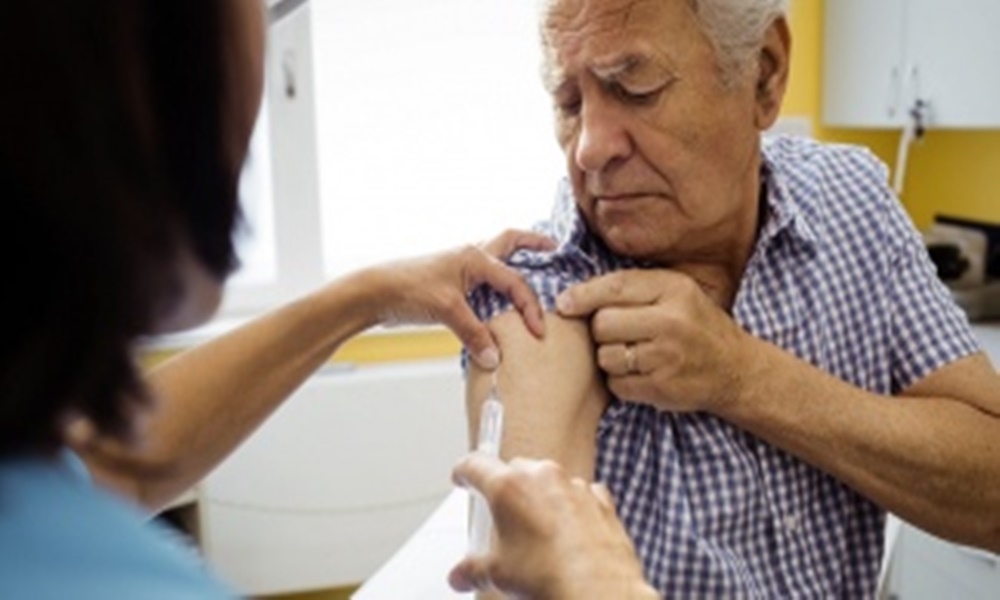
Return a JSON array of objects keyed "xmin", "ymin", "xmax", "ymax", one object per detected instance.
[
  {"xmin": 367, "ymin": 229, "xmax": 555, "ymax": 369},
  {"xmin": 556, "ymin": 269, "xmax": 757, "ymax": 413},
  {"xmin": 449, "ymin": 454, "xmax": 656, "ymax": 599}
]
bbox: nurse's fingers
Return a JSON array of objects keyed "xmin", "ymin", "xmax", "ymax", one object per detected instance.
[
  {"xmin": 452, "ymin": 452, "xmax": 509, "ymax": 495},
  {"xmin": 590, "ymin": 482, "xmax": 617, "ymax": 512},
  {"xmin": 464, "ymin": 247, "xmax": 546, "ymax": 340},
  {"xmin": 448, "ymin": 556, "xmax": 494, "ymax": 593},
  {"xmin": 478, "ymin": 229, "xmax": 555, "ymax": 339}
]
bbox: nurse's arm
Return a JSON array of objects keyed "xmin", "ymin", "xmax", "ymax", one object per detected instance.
[
  {"xmin": 74, "ymin": 232, "xmax": 552, "ymax": 514},
  {"xmin": 76, "ymin": 272, "xmax": 392, "ymax": 513}
]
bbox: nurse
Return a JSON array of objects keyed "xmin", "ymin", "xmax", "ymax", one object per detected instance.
[{"xmin": 0, "ymin": 0, "xmax": 649, "ymax": 597}]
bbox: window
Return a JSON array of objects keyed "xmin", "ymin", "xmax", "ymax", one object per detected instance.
[
  {"xmin": 222, "ymin": 0, "xmax": 563, "ymax": 316},
  {"xmin": 312, "ymin": 0, "xmax": 562, "ymax": 277},
  {"xmin": 229, "ymin": 93, "xmax": 277, "ymax": 288}
]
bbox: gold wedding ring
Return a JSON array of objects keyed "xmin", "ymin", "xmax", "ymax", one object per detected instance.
[{"xmin": 624, "ymin": 342, "xmax": 639, "ymax": 375}]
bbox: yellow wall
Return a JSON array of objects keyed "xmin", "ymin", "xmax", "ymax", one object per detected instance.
[
  {"xmin": 328, "ymin": 327, "xmax": 460, "ymax": 363},
  {"xmin": 784, "ymin": 0, "xmax": 1000, "ymax": 230},
  {"xmin": 142, "ymin": 327, "xmax": 461, "ymax": 369}
]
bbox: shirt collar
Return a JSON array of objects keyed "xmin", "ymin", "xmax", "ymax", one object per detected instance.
[{"xmin": 759, "ymin": 137, "xmax": 821, "ymax": 251}]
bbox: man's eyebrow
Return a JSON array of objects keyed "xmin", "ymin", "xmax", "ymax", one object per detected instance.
[
  {"xmin": 591, "ymin": 54, "xmax": 645, "ymax": 81},
  {"xmin": 541, "ymin": 53, "xmax": 655, "ymax": 94}
]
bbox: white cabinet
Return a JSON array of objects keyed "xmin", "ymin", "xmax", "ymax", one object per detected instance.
[
  {"xmin": 885, "ymin": 524, "xmax": 1000, "ymax": 600},
  {"xmin": 973, "ymin": 324, "xmax": 1000, "ymax": 369},
  {"xmin": 823, "ymin": 0, "xmax": 1000, "ymax": 129},
  {"xmin": 196, "ymin": 360, "xmax": 468, "ymax": 596},
  {"xmin": 824, "ymin": 0, "xmax": 907, "ymax": 127}
]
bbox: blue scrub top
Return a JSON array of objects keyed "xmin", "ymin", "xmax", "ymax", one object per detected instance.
[{"xmin": 0, "ymin": 450, "xmax": 237, "ymax": 599}]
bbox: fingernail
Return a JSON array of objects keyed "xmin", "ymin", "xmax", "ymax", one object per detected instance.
[
  {"xmin": 448, "ymin": 570, "xmax": 473, "ymax": 592},
  {"xmin": 535, "ymin": 308, "xmax": 547, "ymax": 337},
  {"xmin": 556, "ymin": 292, "xmax": 572, "ymax": 313},
  {"xmin": 477, "ymin": 348, "xmax": 500, "ymax": 370}
]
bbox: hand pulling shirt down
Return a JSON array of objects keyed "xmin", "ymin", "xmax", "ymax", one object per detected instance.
[{"xmin": 466, "ymin": 135, "xmax": 979, "ymax": 599}]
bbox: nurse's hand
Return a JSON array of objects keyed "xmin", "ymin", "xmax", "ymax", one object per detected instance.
[
  {"xmin": 449, "ymin": 454, "xmax": 657, "ymax": 599},
  {"xmin": 365, "ymin": 229, "xmax": 554, "ymax": 370}
]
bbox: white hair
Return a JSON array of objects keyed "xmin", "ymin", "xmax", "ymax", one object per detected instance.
[
  {"xmin": 691, "ymin": 0, "xmax": 790, "ymax": 84},
  {"xmin": 535, "ymin": 0, "xmax": 789, "ymax": 86}
]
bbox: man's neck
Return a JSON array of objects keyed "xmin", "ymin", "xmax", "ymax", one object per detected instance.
[{"xmin": 670, "ymin": 180, "xmax": 767, "ymax": 310}]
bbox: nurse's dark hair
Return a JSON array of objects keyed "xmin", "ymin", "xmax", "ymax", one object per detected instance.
[{"xmin": 0, "ymin": 0, "xmax": 242, "ymax": 456}]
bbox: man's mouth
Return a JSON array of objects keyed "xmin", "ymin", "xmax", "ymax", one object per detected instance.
[{"xmin": 594, "ymin": 192, "xmax": 654, "ymax": 202}]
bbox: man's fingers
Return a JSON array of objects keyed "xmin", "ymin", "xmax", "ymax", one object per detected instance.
[
  {"xmin": 556, "ymin": 270, "xmax": 678, "ymax": 317},
  {"xmin": 589, "ymin": 305, "xmax": 662, "ymax": 344},
  {"xmin": 597, "ymin": 342, "xmax": 650, "ymax": 377}
]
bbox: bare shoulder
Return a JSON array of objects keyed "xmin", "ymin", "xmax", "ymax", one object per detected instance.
[
  {"xmin": 486, "ymin": 310, "xmax": 594, "ymax": 367},
  {"xmin": 466, "ymin": 311, "xmax": 607, "ymax": 478}
]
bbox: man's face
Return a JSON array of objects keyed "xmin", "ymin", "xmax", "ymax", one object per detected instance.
[{"xmin": 542, "ymin": 0, "xmax": 768, "ymax": 264}]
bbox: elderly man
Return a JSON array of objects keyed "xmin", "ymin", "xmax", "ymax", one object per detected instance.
[{"xmin": 465, "ymin": 0, "xmax": 1000, "ymax": 596}]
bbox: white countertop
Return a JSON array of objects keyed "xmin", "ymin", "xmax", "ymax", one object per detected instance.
[{"xmin": 352, "ymin": 489, "xmax": 468, "ymax": 599}]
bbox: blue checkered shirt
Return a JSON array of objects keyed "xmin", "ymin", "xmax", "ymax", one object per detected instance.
[{"xmin": 467, "ymin": 135, "xmax": 980, "ymax": 598}]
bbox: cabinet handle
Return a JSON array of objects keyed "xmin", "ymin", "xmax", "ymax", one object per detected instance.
[
  {"xmin": 282, "ymin": 49, "xmax": 297, "ymax": 100},
  {"xmin": 908, "ymin": 64, "xmax": 921, "ymax": 100},
  {"xmin": 887, "ymin": 66, "xmax": 901, "ymax": 118}
]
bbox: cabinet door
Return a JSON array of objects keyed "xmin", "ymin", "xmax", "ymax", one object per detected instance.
[
  {"xmin": 823, "ymin": 0, "xmax": 907, "ymax": 128},
  {"xmin": 887, "ymin": 523, "xmax": 1000, "ymax": 600},
  {"xmin": 906, "ymin": 0, "xmax": 1000, "ymax": 128},
  {"xmin": 198, "ymin": 361, "xmax": 468, "ymax": 595},
  {"xmin": 971, "ymin": 325, "xmax": 1000, "ymax": 369}
]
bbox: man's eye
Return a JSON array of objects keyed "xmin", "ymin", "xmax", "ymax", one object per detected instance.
[
  {"xmin": 556, "ymin": 95, "xmax": 582, "ymax": 116},
  {"xmin": 610, "ymin": 82, "xmax": 664, "ymax": 105}
]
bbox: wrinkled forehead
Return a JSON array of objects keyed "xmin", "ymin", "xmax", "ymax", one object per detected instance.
[
  {"xmin": 540, "ymin": 0, "xmax": 701, "ymax": 87},
  {"xmin": 542, "ymin": 0, "xmax": 669, "ymax": 33}
]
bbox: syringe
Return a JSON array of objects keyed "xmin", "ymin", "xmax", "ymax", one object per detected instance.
[{"xmin": 468, "ymin": 371, "xmax": 504, "ymax": 556}]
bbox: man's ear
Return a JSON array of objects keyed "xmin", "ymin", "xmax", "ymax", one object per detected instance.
[{"xmin": 754, "ymin": 16, "xmax": 791, "ymax": 131}]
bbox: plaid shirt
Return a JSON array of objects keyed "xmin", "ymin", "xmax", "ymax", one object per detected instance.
[{"xmin": 467, "ymin": 135, "xmax": 979, "ymax": 598}]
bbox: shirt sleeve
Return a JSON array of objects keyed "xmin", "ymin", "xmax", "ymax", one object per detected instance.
[
  {"xmin": 883, "ymin": 195, "xmax": 980, "ymax": 392},
  {"xmin": 468, "ymin": 177, "xmax": 629, "ymax": 323},
  {"xmin": 469, "ymin": 184, "xmax": 606, "ymax": 322},
  {"xmin": 468, "ymin": 245, "xmax": 603, "ymax": 319}
]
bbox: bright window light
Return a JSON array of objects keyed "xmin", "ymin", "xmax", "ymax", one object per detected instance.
[
  {"xmin": 230, "ymin": 93, "xmax": 278, "ymax": 287},
  {"xmin": 312, "ymin": 0, "xmax": 564, "ymax": 277},
  {"xmin": 220, "ymin": 1, "xmax": 564, "ymax": 319}
]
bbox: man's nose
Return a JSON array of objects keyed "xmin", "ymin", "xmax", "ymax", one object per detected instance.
[{"xmin": 574, "ymin": 96, "xmax": 633, "ymax": 173}]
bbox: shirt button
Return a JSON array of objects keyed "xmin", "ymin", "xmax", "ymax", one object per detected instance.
[{"xmin": 782, "ymin": 514, "xmax": 800, "ymax": 532}]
